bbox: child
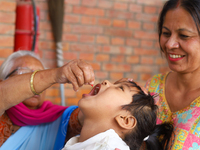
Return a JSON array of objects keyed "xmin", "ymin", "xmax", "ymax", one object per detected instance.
[{"xmin": 62, "ymin": 80, "xmax": 173, "ymax": 150}]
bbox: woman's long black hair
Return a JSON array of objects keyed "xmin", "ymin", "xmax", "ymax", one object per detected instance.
[{"xmin": 122, "ymin": 81, "xmax": 173, "ymax": 150}]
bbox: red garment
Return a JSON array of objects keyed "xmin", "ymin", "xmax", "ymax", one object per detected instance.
[{"xmin": 6, "ymin": 101, "xmax": 68, "ymax": 126}]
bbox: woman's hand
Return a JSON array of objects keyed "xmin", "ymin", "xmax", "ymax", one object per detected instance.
[{"xmin": 55, "ymin": 59, "xmax": 95, "ymax": 91}]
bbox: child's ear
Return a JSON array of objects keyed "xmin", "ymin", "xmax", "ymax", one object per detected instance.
[{"xmin": 115, "ymin": 114, "xmax": 137, "ymax": 130}]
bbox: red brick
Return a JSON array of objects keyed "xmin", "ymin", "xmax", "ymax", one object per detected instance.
[
  {"xmin": 134, "ymin": 31, "xmax": 158, "ymax": 40},
  {"xmin": 126, "ymin": 39, "xmax": 139, "ymax": 47},
  {"xmin": 0, "ymin": 12, "xmax": 15, "ymax": 23},
  {"xmin": 63, "ymin": 34, "xmax": 79, "ymax": 42},
  {"xmin": 73, "ymin": 6, "xmax": 105, "ymax": 17},
  {"xmin": 111, "ymin": 55, "xmax": 124, "ymax": 63},
  {"xmin": 82, "ymin": 0, "xmax": 97, "ymax": 7},
  {"xmin": 91, "ymin": 62, "xmax": 101, "ymax": 71},
  {"xmin": 39, "ymin": 41, "xmax": 55, "ymax": 50},
  {"xmin": 45, "ymin": 31, "xmax": 54, "ymax": 40},
  {"xmin": 81, "ymin": 16, "xmax": 96, "ymax": 25},
  {"xmin": 107, "ymin": 10, "xmax": 133, "ymax": 19},
  {"xmin": 67, "ymin": 98, "xmax": 79, "ymax": 106},
  {"xmin": 126, "ymin": 56, "xmax": 139, "ymax": 64},
  {"xmin": 96, "ymin": 54, "xmax": 110, "ymax": 61},
  {"xmin": 141, "ymin": 40, "xmax": 154, "ymax": 48},
  {"xmin": 45, "ymin": 87, "xmax": 59, "ymax": 97},
  {"xmin": 62, "ymin": 43, "xmax": 69, "ymax": 51},
  {"xmin": 103, "ymin": 64, "xmax": 131, "ymax": 72},
  {"xmin": 113, "ymin": 19, "xmax": 126, "ymax": 28},
  {"xmin": 110, "ymin": 72, "xmax": 124, "ymax": 80},
  {"xmin": 65, "ymin": 0, "xmax": 80, "ymax": 5},
  {"xmin": 144, "ymin": 6, "xmax": 157, "ymax": 14},
  {"xmin": 143, "ymin": 23, "xmax": 155, "ymax": 30},
  {"xmin": 0, "ymin": 1, "xmax": 16, "ymax": 11},
  {"xmin": 0, "ymin": 24, "xmax": 15, "ymax": 34},
  {"xmin": 80, "ymin": 35, "xmax": 95, "ymax": 43},
  {"xmin": 105, "ymin": 28, "xmax": 132, "ymax": 37},
  {"xmin": 70, "ymin": 43, "xmax": 101, "ymax": 52},
  {"xmin": 64, "ymin": 15, "xmax": 80, "ymax": 23},
  {"xmin": 98, "ymin": 0, "xmax": 112, "ymax": 9},
  {"xmin": 95, "ymin": 71, "xmax": 108, "ymax": 79},
  {"xmin": 71, "ymin": 25, "xmax": 103, "ymax": 34},
  {"xmin": 63, "ymin": 52, "xmax": 78, "ymax": 60},
  {"xmin": 141, "ymin": 56, "xmax": 154, "ymax": 64},
  {"xmin": 97, "ymin": 18, "xmax": 111, "ymax": 26},
  {"xmin": 134, "ymin": 48, "xmax": 159, "ymax": 56},
  {"xmin": 39, "ymin": 22, "xmax": 51, "ymax": 31},
  {"xmin": 0, "ymin": 48, "xmax": 13, "ymax": 58},
  {"xmin": 114, "ymin": 2, "xmax": 128, "ymax": 10},
  {"xmin": 63, "ymin": 24, "xmax": 71, "ymax": 33},
  {"xmin": 44, "ymin": 50, "xmax": 56, "ymax": 59},
  {"xmin": 79, "ymin": 53, "xmax": 94, "ymax": 61},
  {"xmin": 128, "ymin": 21, "xmax": 141, "ymax": 29},
  {"xmin": 111, "ymin": 38, "xmax": 125, "ymax": 45},
  {"xmin": 137, "ymin": 0, "xmax": 163, "ymax": 6},
  {"xmin": 0, "ymin": 36, "xmax": 14, "ymax": 47},
  {"xmin": 136, "ymin": 13, "xmax": 158, "ymax": 22},
  {"xmin": 37, "ymin": 1, "xmax": 48, "ymax": 11},
  {"xmin": 155, "ymin": 57, "xmax": 167, "ymax": 65},
  {"xmin": 64, "ymin": 88, "xmax": 76, "ymax": 97},
  {"xmin": 141, "ymin": 73, "xmax": 152, "ymax": 81},
  {"xmin": 102, "ymin": 46, "xmax": 132, "ymax": 55},
  {"xmin": 129, "ymin": 4, "xmax": 142, "ymax": 13},
  {"xmin": 64, "ymin": 5, "xmax": 73, "ymax": 13},
  {"xmin": 96, "ymin": 36, "xmax": 110, "ymax": 44},
  {"xmin": 133, "ymin": 65, "xmax": 155, "ymax": 73},
  {"xmin": 124, "ymin": 73, "xmax": 138, "ymax": 82}
]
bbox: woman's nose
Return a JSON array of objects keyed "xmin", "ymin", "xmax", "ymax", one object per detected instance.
[
  {"xmin": 101, "ymin": 80, "xmax": 111, "ymax": 86},
  {"xmin": 165, "ymin": 35, "xmax": 179, "ymax": 50}
]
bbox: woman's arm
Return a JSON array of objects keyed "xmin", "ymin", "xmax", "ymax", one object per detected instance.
[{"xmin": 0, "ymin": 59, "xmax": 94, "ymax": 115}]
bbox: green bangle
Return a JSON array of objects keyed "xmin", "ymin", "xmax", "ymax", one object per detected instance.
[{"xmin": 30, "ymin": 70, "xmax": 41, "ymax": 95}]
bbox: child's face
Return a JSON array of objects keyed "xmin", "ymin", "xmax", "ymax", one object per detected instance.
[{"xmin": 78, "ymin": 80, "xmax": 139, "ymax": 120}]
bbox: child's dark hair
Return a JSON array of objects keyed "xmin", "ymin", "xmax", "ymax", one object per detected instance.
[{"xmin": 122, "ymin": 81, "xmax": 173, "ymax": 150}]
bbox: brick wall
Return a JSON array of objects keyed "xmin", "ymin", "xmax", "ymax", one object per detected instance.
[{"xmin": 0, "ymin": 0, "xmax": 170, "ymax": 106}]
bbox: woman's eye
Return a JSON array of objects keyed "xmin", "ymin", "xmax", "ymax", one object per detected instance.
[
  {"xmin": 180, "ymin": 34, "xmax": 189, "ymax": 38},
  {"xmin": 162, "ymin": 32, "xmax": 170, "ymax": 37}
]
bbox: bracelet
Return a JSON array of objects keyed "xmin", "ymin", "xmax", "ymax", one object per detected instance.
[{"xmin": 30, "ymin": 70, "xmax": 41, "ymax": 95}]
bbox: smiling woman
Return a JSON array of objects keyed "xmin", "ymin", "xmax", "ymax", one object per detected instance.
[{"xmin": 143, "ymin": 0, "xmax": 200, "ymax": 149}]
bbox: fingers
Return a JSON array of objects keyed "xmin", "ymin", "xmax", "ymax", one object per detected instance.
[
  {"xmin": 66, "ymin": 59, "xmax": 95, "ymax": 91},
  {"xmin": 77, "ymin": 59, "xmax": 95, "ymax": 85}
]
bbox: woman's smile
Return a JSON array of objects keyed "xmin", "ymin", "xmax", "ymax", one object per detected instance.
[{"xmin": 168, "ymin": 53, "xmax": 185, "ymax": 61}]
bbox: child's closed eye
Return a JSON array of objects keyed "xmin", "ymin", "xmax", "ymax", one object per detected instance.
[{"xmin": 119, "ymin": 86, "xmax": 124, "ymax": 91}]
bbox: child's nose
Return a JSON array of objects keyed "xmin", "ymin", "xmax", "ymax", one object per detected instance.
[{"xmin": 101, "ymin": 80, "xmax": 110, "ymax": 86}]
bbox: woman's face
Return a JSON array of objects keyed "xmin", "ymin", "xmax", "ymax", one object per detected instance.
[
  {"xmin": 9, "ymin": 55, "xmax": 45, "ymax": 109},
  {"xmin": 160, "ymin": 7, "xmax": 200, "ymax": 73},
  {"xmin": 78, "ymin": 80, "xmax": 138, "ymax": 121}
]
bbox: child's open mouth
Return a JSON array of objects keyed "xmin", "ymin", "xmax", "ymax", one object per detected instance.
[{"xmin": 82, "ymin": 84, "xmax": 101, "ymax": 98}]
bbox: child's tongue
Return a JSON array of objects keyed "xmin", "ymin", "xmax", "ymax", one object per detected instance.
[{"xmin": 82, "ymin": 84, "xmax": 100, "ymax": 98}]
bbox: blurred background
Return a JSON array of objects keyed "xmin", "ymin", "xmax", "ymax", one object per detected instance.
[{"xmin": 0, "ymin": 0, "xmax": 169, "ymax": 106}]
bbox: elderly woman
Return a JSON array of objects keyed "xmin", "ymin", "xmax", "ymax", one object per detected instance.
[
  {"xmin": 118, "ymin": 0, "xmax": 200, "ymax": 149},
  {"xmin": 0, "ymin": 50, "xmax": 94, "ymax": 150}
]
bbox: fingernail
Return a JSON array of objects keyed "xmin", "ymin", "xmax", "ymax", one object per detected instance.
[
  {"xmin": 90, "ymin": 84, "xmax": 93, "ymax": 87},
  {"xmin": 89, "ymin": 80, "xmax": 94, "ymax": 85},
  {"xmin": 128, "ymin": 78, "xmax": 133, "ymax": 81}
]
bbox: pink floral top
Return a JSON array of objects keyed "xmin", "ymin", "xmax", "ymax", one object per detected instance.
[{"xmin": 145, "ymin": 73, "xmax": 200, "ymax": 150}]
